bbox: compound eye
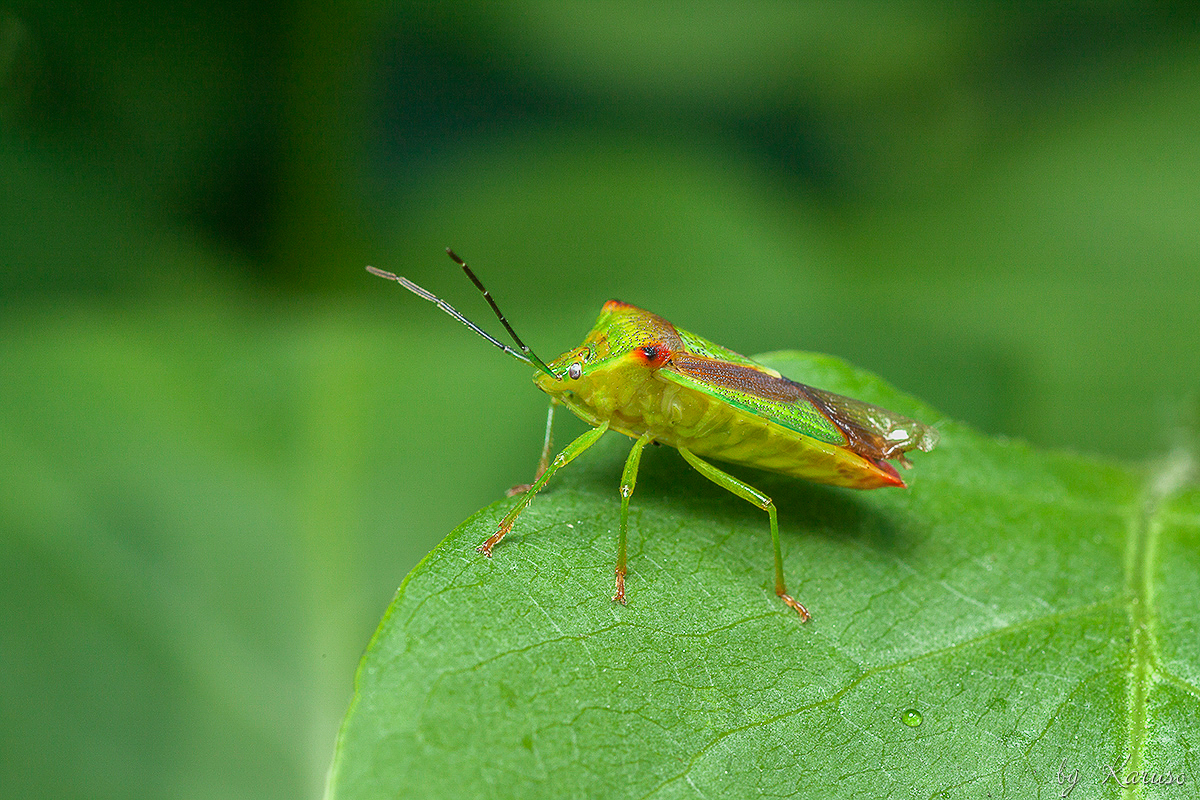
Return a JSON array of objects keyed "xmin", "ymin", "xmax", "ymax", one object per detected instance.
[{"xmin": 567, "ymin": 362, "xmax": 583, "ymax": 380}]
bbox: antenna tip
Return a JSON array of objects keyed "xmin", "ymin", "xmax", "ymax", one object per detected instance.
[
  {"xmin": 445, "ymin": 248, "xmax": 465, "ymax": 266},
  {"xmin": 366, "ymin": 265, "xmax": 398, "ymax": 280}
]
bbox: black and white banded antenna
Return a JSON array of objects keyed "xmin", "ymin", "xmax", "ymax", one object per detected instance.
[{"xmin": 366, "ymin": 249, "xmax": 559, "ymax": 379}]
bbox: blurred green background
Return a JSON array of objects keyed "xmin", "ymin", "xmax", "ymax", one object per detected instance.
[{"xmin": 2, "ymin": 3, "xmax": 1198, "ymax": 798}]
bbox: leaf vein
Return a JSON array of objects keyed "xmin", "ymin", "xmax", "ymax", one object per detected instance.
[{"xmin": 637, "ymin": 598, "xmax": 1121, "ymax": 799}]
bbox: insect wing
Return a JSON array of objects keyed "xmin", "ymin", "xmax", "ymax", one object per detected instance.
[
  {"xmin": 663, "ymin": 354, "xmax": 848, "ymax": 445},
  {"xmin": 663, "ymin": 346, "xmax": 938, "ymax": 464},
  {"xmin": 802, "ymin": 385, "xmax": 939, "ymax": 463}
]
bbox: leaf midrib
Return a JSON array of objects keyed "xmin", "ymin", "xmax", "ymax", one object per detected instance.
[{"xmin": 1122, "ymin": 449, "xmax": 1195, "ymax": 799}]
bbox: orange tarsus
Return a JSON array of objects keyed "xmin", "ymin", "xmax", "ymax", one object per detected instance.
[
  {"xmin": 778, "ymin": 592, "xmax": 811, "ymax": 622},
  {"xmin": 477, "ymin": 522, "xmax": 511, "ymax": 557},
  {"xmin": 613, "ymin": 568, "xmax": 627, "ymax": 605}
]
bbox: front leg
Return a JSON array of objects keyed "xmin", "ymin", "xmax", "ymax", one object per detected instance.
[{"xmin": 479, "ymin": 420, "xmax": 609, "ymax": 556}]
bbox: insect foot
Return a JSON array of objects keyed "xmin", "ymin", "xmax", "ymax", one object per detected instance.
[
  {"xmin": 613, "ymin": 569, "xmax": 627, "ymax": 605},
  {"xmin": 778, "ymin": 593, "xmax": 811, "ymax": 622},
  {"xmin": 477, "ymin": 523, "xmax": 510, "ymax": 558}
]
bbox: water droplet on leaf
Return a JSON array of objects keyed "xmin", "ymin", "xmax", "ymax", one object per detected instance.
[{"xmin": 901, "ymin": 708, "xmax": 923, "ymax": 728}]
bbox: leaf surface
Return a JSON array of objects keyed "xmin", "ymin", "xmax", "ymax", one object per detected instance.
[{"xmin": 327, "ymin": 352, "xmax": 1199, "ymax": 799}]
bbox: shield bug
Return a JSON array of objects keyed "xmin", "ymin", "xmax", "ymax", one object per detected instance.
[{"xmin": 368, "ymin": 250, "xmax": 938, "ymax": 621}]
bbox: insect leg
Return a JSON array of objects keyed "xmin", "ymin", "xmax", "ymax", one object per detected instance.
[
  {"xmin": 614, "ymin": 433, "xmax": 654, "ymax": 604},
  {"xmin": 478, "ymin": 420, "xmax": 610, "ymax": 557},
  {"xmin": 676, "ymin": 447, "xmax": 810, "ymax": 621},
  {"xmin": 506, "ymin": 399, "xmax": 559, "ymax": 497},
  {"xmin": 534, "ymin": 399, "xmax": 559, "ymax": 481}
]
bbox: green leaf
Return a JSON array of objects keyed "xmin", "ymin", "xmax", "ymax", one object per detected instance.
[{"xmin": 326, "ymin": 352, "xmax": 1198, "ymax": 799}]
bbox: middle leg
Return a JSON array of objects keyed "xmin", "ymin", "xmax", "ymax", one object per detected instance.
[{"xmin": 614, "ymin": 432, "xmax": 654, "ymax": 604}]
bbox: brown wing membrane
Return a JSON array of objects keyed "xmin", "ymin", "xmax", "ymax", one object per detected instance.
[
  {"xmin": 670, "ymin": 355, "xmax": 805, "ymax": 401},
  {"xmin": 802, "ymin": 385, "xmax": 939, "ymax": 465}
]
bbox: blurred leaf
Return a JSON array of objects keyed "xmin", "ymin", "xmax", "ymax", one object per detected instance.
[
  {"xmin": 326, "ymin": 351, "xmax": 1198, "ymax": 799},
  {"xmin": 0, "ymin": 298, "xmax": 551, "ymax": 799},
  {"xmin": 452, "ymin": 1, "xmax": 972, "ymax": 107}
]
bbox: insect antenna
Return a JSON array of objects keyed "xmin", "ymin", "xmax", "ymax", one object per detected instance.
[
  {"xmin": 444, "ymin": 249, "xmax": 559, "ymax": 379},
  {"xmin": 366, "ymin": 262, "xmax": 559, "ymax": 379}
]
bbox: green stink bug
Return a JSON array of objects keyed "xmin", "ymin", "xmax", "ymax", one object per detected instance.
[{"xmin": 368, "ymin": 250, "xmax": 938, "ymax": 621}]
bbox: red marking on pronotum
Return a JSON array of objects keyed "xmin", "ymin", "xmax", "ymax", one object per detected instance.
[{"xmin": 637, "ymin": 344, "xmax": 669, "ymax": 367}]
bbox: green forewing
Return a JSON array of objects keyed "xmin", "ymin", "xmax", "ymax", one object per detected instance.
[
  {"xmin": 662, "ymin": 368, "xmax": 845, "ymax": 444},
  {"xmin": 667, "ymin": 328, "xmax": 847, "ymax": 445}
]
